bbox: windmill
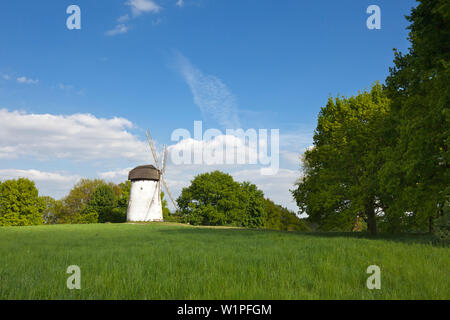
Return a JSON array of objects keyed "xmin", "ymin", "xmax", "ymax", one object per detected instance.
[{"xmin": 126, "ymin": 131, "xmax": 178, "ymax": 222}]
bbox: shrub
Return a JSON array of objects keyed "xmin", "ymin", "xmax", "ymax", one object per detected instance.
[{"xmin": 99, "ymin": 207, "xmax": 127, "ymax": 223}]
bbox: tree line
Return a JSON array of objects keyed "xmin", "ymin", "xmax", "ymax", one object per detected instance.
[
  {"xmin": 0, "ymin": 172, "xmax": 309, "ymax": 232},
  {"xmin": 0, "ymin": 178, "xmax": 135, "ymax": 226},
  {"xmin": 173, "ymin": 170, "xmax": 309, "ymax": 231},
  {"xmin": 292, "ymin": 0, "xmax": 449, "ymax": 240}
]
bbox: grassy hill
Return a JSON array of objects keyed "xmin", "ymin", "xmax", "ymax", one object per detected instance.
[{"xmin": 0, "ymin": 223, "xmax": 448, "ymax": 299}]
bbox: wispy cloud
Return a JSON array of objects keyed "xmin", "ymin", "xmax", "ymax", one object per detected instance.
[
  {"xmin": 173, "ymin": 52, "xmax": 241, "ymax": 129},
  {"xmin": 117, "ymin": 14, "xmax": 130, "ymax": 23},
  {"xmin": 176, "ymin": 0, "xmax": 184, "ymax": 7},
  {"xmin": 57, "ymin": 83, "xmax": 74, "ymax": 91},
  {"xmin": 105, "ymin": 24, "xmax": 130, "ymax": 36},
  {"xmin": 126, "ymin": 0, "xmax": 161, "ymax": 16},
  {"xmin": 3, "ymin": 74, "xmax": 39, "ymax": 84},
  {"xmin": 107, "ymin": 0, "xmax": 161, "ymax": 36},
  {"xmin": 16, "ymin": 76, "xmax": 39, "ymax": 84}
]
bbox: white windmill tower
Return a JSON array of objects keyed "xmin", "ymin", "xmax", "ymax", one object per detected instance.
[{"xmin": 126, "ymin": 131, "xmax": 179, "ymax": 222}]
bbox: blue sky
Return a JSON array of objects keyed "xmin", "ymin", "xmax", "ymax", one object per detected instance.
[{"xmin": 0, "ymin": 0, "xmax": 417, "ymax": 211}]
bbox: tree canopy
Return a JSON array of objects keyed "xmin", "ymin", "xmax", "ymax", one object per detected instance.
[
  {"xmin": 176, "ymin": 171, "xmax": 266, "ymax": 228},
  {"xmin": 380, "ymin": 0, "xmax": 449, "ymax": 232},
  {"xmin": 293, "ymin": 0, "xmax": 449, "ymax": 237},
  {"xmin": 0, "ymin": 178, "xmax": 45, "ymax": 226},
  {"xmin": 292, "ymin": 84, "xmax": 389, "ymax": 234}
]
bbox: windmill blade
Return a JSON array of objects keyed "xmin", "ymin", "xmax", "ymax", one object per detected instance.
[
  {"xmin": 146, "ymin": 130, "xmax": 160, "ymax": 169},
  {"xmin": 161, "ymin": 145, "xmax": 168, "ymax": 175},
  {"xmin": 144, "ymin": 181, "xmax": 160, "ymax": 221},
  {"xmin": 161, "ymin": 176, "xmax": 179, "ymax": 211}
]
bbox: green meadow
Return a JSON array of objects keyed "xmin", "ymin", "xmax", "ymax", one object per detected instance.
[{"xmin": 0, "ymin": 223, "xmax": 448, "ymax": 299}]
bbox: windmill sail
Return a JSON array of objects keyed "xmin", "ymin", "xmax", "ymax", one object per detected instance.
[
  {"xmin": 146, "ymin": 130, "xmax": 160, "ymax": 170},
  {"xmin": 161, "ymin": 176, "xmax": 178, "ymax": 211},
  {"xmin": 144, "ymin": 131, "xmax": 179, "ymax": 212},
  {"xmin": 161, "ymin": 146, "xmax": 167, "ymax": 175}
]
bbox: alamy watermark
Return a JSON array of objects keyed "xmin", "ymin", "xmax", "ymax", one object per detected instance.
[
  {"xmin": 366, "ymin": 265, "xmax": 381, "ymax": 290},
  {"xmin": 66, "ymin": 5, "xmax": 81, "ymax": 30},
  {"xmin": 66, "ymin": 265, "xmax": 81, "ymax": 290},
  {"xmin": 66, "ymin": 5, "xmax": 381, "ymax": 31},
  {"xmin": 170, "ymin": 121, "xmax": 279, "ymax": 175},
  {"xmin": 366, "ymin": 5, "xmax": 381, "ymax": 30}
]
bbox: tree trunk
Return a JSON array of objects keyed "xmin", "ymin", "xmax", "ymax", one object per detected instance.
[{"xmin": 366, "ymin": 202, "xmax": 377, "ymax": 235}]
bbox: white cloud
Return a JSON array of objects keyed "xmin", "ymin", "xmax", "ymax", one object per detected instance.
[
  {"xmin": 98, "ymin": 167, "xmax": 133, "ymax": 180},
  {"xmin": 126, "ymin": 0, "xmax": 161, "ymax": 16},
  {"xmin": 167, "ymin": 134, "xmax": 259, "ymax": 166},
  {"xmin": 106, "ymin": 0, "xmax": 161, "ymax": 36},
  {"xmin": 0, "ymin": 169, "xmax": 81, "ymax": 199},
  {"xmin": 282, "ymin": 151, "xmax": 301, "ymax": 166},
  {"xmin": 2, "ymin": 74, "xmax": 11, "ymax": 80},
  {"xmin": 0, "ymin": 109, "xmax": 148, "ymax": 162},
  {"xmin": 117, "ymin": 14, "xmax": 130, "ymax": 23},
  {"xmin": 174, "ymin": 52, "xmax": 241, "ymax": 129},
  {"xmin": 176, "ymin": 0, "xmax": 184, "ymax": 7},
  {"xmin": 106, "ymin": 24, "xmax": 130, "ymax": 36},
  {"xmin": 16, "ymin": 76, "xmax": 39, "ymax": 84},
  {"xmin": 0, "ymin": 169, "xmax": 79, "ymax": 184},
  {"xmin": 0, "ymin": 108, "xmax": 305, "ymax": 211}
]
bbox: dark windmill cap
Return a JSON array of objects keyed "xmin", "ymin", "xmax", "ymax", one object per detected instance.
[{"xmin": 128, "ymin": 165, "xmax": 160, "ymax": 181}]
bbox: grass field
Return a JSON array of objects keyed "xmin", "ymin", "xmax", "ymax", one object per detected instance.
[{"xmin": 0, "ymin": 223, "xmax": 448, "ymax": 299}]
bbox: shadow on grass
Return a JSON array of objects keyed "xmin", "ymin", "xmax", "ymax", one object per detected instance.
[
  {"xmin": 156, "ymin": 223, "xmax": 438, "ymax": 246},
  {"xmin": 298, "ymin": 231, "xmax": 437, "ymax": 245}
]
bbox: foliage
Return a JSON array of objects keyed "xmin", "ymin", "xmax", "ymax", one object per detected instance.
[
  {"xmin": 0, "ymin": 178, "xmax": 45, "ymax": 226},
  {"xmin": 58, "ymin": 179, "xmax": 108, "ymax": 223},
  {"xmin": 75, "ymin": 208, "xmax": 99, "ymax": 224},
  {"xmin": 99, "ymin": 207, "xmax": 127, "ymax": 223},
  {"xmin": 381, "ymin": 0, "xmax": 449, "ymax": 232},
  {"xmin": 0, "ymin": 176, "xmax": 173, "ymax": 225},
  {"xmin": 87, "ymin": 184, "xmax": 117, "ymax": 223},
  {"xmin": 117, "ymin": 181, "xmax": 131, "ymax": 209},
  {"xmin": 40, "ymin": 196, "xmax": 59, "ymax": 224},
  {"xmin": 177, "ymin": 171, "xmax": 266, "ymax": 228},
  {"xmin": 264, "ymin": 198, "xmax": 310, "ymax": 231},
  {"xmin": 433, "ymin": 203, "xmax": 449, "ymax": 245},
  {"xmin": 160, "ymin": 191, "xmax": 171, "ymax": 218},
  {"xmin": 292, "ymin": 84, "xmax": 390, "ymax": 235},
  {"xmin": 53, "ymin": 179, "xmax": 134, "ymax": 224},
  {"xmin": 291, "ymin": 1, "xmax": 448, "ymax": 235}
]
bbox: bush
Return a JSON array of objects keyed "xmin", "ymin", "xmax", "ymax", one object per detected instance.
[
  {"xmin": 76, "ymin": 209, "xmax": 99, "ymax": 224},
  {"xmin": 99, "ymin": 207, "xmax": 127, "ymax": 223}
]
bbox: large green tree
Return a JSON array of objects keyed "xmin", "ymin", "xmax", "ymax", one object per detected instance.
[
  {"xmin": 381, "ymin": 0, "xmax": 449, "ymax": 232},
  {"xmin": 177, "ymin": 171, "xmax": 266, "ymax": 228},
  {"xmin": 0, "ymin": 178, "xmax": 45, "ymax": 226},
  {"xmin": 292, "ymin": 84, "xmax": 390, "ymax": 235}
]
